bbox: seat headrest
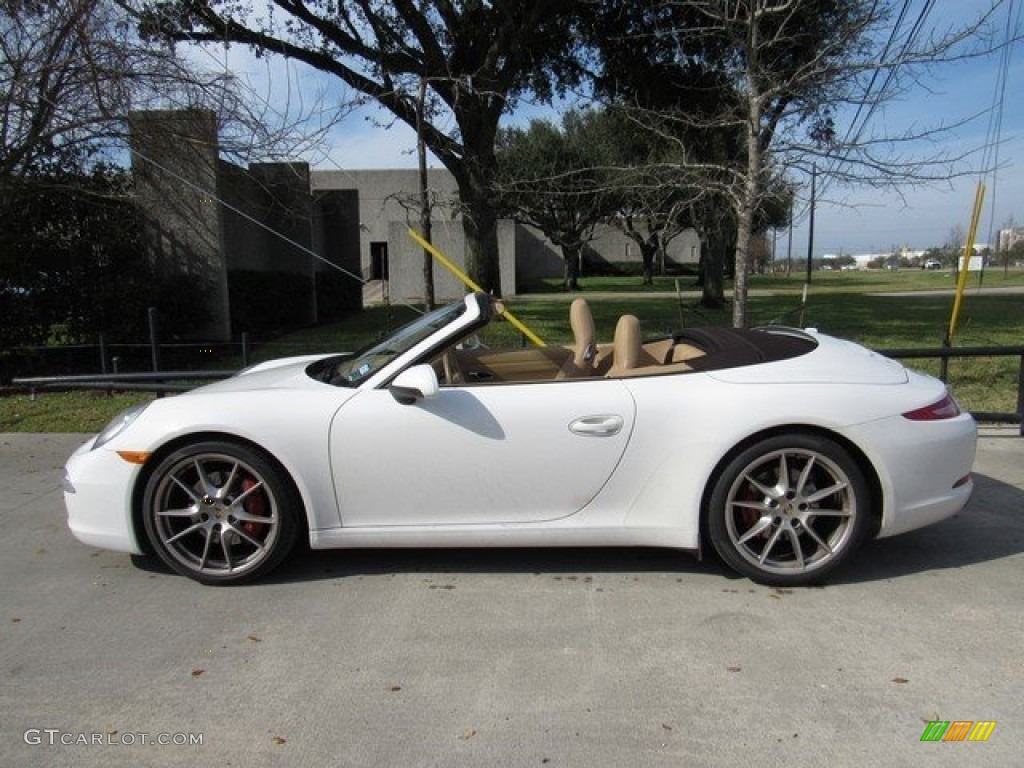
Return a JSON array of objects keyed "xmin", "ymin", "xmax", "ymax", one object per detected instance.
[
  {"xmin": 613, "ymin": 314, "xmax": 642, "ymax": 371},
  {"xmin": 570, "ymin": 298, "xmax": 596, "ymax": 367}
]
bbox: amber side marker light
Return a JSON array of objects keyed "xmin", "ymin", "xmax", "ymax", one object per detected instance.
[
  {"xmin": 902, "ymin": 393, "xmax": 961, "ymax": 421},
  {"xmin": 116, "ymin": 451, "xmax": 151, "ymax": 465}
]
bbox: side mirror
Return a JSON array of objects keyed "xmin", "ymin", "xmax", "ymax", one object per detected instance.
[{"xmin": 389, "ymin": 364, "xmax": 440, "ymax": 405}]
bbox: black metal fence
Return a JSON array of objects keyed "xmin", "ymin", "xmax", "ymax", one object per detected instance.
[
  {"xmin": 877, "ymin": 344, "xmax": 1024, "ymax": 434},
  {"xmin": 9, "ymin": 341, "xmax": 1023, "ymax": 436}
]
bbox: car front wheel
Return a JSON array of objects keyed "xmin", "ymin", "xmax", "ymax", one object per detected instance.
[
  {"xmin": 707, "ymin": 434, "xmax": 872, "ymax": 586},
  {"xmin": 142, "ymin": 441, "xmax": 300, "ymax": 585}
]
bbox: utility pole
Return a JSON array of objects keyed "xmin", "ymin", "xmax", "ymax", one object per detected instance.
[
  {"xmin": 417, "ymin": 75, "xmax": 435, "ymax": 310},
  {"xmin": 799, "ymin": 164, "xmax": 817, "ymax": 327},
  {"xmin": 786, "ymin": 197, "xmax": 793, "ymax": 277},
  {"xmin": 805, "ymin": 163, "xmax": 816, "ymax": 285}
]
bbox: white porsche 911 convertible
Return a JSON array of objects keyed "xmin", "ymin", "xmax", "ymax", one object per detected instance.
[{"xmin": 63, "ymin": 292, "xmax": 976, "ymax": 586}]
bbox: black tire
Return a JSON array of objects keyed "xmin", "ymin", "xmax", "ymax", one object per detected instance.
[
  {"xmin": 707, "ymin": 433, "xmax": 872, "ymax": 586},
  {"xmin": 142, "ymin": 440, "xmax": 301, "ymax": 585}
]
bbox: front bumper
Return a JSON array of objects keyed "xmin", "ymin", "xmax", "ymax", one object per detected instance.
[{"xmin": 63, "ymin": 438, "xmax": 145, "ymax": 554}]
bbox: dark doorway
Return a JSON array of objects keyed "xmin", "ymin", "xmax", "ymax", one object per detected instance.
[{"xmin": 370, "ymin": 242, "xmax": 389, "ymax": 280}]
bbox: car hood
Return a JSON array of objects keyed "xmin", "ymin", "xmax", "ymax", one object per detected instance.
[
  {"xmin": 707, "ymin": 332, "xmax": 908, "ymax": 385},
  {"xmin": 185, "ymin": 354, "xmax": 334, "ymax": 395}
]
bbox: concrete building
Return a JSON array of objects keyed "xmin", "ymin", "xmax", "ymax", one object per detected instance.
[
  {"xmin": 130, "ymin": 109, "xmax": 702, "ymax": 339},
  {"xmin": 311, "ymin": 168, "xmax": 702, "ymax": 303},
  {"xmin": 130, "ymin": 109, "xmax": 362, "ymax": 340}
]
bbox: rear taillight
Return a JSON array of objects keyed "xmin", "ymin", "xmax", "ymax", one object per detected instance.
[{"xmin": 902, "ymin": 392, "xmax": 961, "ymax": 421}]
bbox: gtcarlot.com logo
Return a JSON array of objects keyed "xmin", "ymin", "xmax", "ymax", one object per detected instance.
[
  {"xmin": 920, "ymin": 721, "xmax": 997, "ymax": 742},
  {"xmin": 24, "ymin": 729, "xmax": 203, "ymax": 747}
]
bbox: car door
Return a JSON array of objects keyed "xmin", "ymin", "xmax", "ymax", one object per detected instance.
[{"xmin": 329, "ymin": 378, "xmax": 636, "ymax": 526}]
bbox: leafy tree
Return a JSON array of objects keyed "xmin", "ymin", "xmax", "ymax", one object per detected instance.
[
  {"xmin": 587, "ymin": 0, "xmax": 1005, "ymax": 327},
  {"xmin": 584, "ymin": 2, "xmax": 747, "ymax": 307},
  {"xmin": 0, "ymin": 164, "xmax": 209, "ymax": 348},
  {"xmin": 1010, "ymin": 240, "xmax": 1024, "ymax": 265},
  {"xmin": 133, "ymin": 0, "xmax": 587, "ymax": 296},
  {"xmin": 596, "ymin": 109, "xmax": 702, "ymax": 285},
  {"xmin": 495, "ymin": 110, "xmax": 619, "ymax": 290}
]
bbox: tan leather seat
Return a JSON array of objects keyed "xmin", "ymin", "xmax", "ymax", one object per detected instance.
[
  {"xmin": 557, "ymin": 298, "xmax": 597, "ymax": 378},
  {"xmin": 608, "ymin": 314, "xmax": 641, "ymax": 376},
  {"xmin": 606, "ymin": 314, "xmax": 659, "ymax": 377}
]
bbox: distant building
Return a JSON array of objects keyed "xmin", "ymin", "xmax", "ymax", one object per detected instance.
[
  {"xmin": 998, "ymin": 227, "xmax": 1024, "ymax": 252},
  {"xmin": 821, "ymin": 248, "xmax": 931, "ymax": 269}
]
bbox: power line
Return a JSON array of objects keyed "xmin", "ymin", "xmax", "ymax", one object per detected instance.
[{"xmin": 982, "ymin": 0, "xmax": 1020, "ymax": 259}]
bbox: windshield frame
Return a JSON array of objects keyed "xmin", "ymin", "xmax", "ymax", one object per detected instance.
[{"xmin": 320, "ymin": 298, "xmax": 472, "ymax": 387}]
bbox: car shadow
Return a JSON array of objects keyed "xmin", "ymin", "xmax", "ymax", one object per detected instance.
[
  {"xmin": 265, "ymin": 544, "xmax": 721, "ymax": 585},
  {"xmin": 829, "ymin": 470, "xmax": 1024, "ymax": 584},
  {"xmin": 133, "ymin": 471, "xmax": 1023, "ymax": 587}
]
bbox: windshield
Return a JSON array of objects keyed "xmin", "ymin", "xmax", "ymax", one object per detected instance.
[{"xmin": 326, "ymin": 299, "xmax": 467, "ymax": 386}]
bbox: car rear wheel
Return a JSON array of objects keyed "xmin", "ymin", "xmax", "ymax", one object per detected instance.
[
  {"xmin": 707, "ymin": 434, "xmax": 871, "ymax": 586},
  {"xmin": 142, "ymin": 441, "xmax": 300, "ymax": 585}
]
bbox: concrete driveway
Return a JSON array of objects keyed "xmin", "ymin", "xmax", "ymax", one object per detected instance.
[{"xmin": 1, "ymin": 429, "xmax": 1021, "ymax": 767}]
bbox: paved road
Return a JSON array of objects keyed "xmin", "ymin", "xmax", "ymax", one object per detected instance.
[{"xmin": 1, "ymin": 429, "xmax": 1022, "ymax": 767}]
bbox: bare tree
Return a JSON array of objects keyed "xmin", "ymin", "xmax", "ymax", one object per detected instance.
[
  {"xmin": 131, "ymin": 1, "xmax": 586, "ymax": 296},
  {"xmin": 946, "ymin": 223, "xmax": 966, "ymax": 276},
  {"xmin": 1, "ymin": 0, "xmax": 132, "ymax": 185},
  {"xmin": 1, "ymin": 0, "xmax": 342, "ymax": 198},
  {"xmin": 590, "ymin": 0, "xmax": 1012, "ymax": 327}
]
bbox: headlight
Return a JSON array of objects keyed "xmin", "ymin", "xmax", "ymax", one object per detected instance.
[{"xmin": 93, "ymin": 403, "xmax": 149, "ymax": 450}]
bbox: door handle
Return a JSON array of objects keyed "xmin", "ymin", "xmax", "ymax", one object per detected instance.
[{"xmin": 569, "ymin": 414, "xmax": 624, "ymax": 437}]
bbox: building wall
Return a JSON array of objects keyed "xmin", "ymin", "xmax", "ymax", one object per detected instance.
[
  {"xmin": 312, "ymin": 168, "xmax": 461, "ymax": 276},
  {"xmin": 313, "ymin": 190, "xmax": 366, "ymax": 317},
  {"xmin": 129, "ymin": 109, "xmax": 231, "ymax": 339},
  {"xmin": 131, "ymin": 111, "xmax": 705, "ymax": 323},
  {"xmin": 386, "ymin": 219, "xmax": 517, "ymax": 302},
  {"xmin": 130, "ymin": 110, "xmax": 363, "ymax": 339},
  {"xmin": 311, "ymin": 167, "xmax": 702, "ymax": 300},
  {"xmin": 220, "ymin": 162, "xmax": 319, "ymax": 327},
  {"xmin": 516, "ymin": 223, "xmax": 702, "ymax": 284}
]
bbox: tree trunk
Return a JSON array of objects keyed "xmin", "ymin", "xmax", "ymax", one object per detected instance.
[
  {"xmin": 640, "ymin": 240, "xmax": 658, "ymax": 285},
  {"xmin": 733, "ymin": 193, "xmax": 754, "ymax": 328},
  {"xmin": 562, "ymin": 243, "xmax": 582, "ymax": 291},
  {"xmin": 733, "ymin": 18, "xmax": 762, "ymax": 330},
  {"xmin": 459, "ymin": 182, "xmax": 501, "ymax": 296},
  {"xmin": 700, "ymin": 231, "xmax": 727, "ymax": 310},
  {"xmin": 455, "ymin": 128, "xmax": 501, "ymax": 296}
]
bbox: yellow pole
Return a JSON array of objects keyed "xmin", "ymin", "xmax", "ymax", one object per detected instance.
[
  {"xmin": 948, "ymin": 182, "xmax": 986, "ymax": 342},
  {"xmin": 406, "ymin": 228, "xmax": 546, "ymax": 347}
]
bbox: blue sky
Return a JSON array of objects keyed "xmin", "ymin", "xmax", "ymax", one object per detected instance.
[
  {"xmin": 189, "ymin": 0, "xmax": 1023, "ymax": 257},
  {"xmin": 794, "ymin": 3, "xmax": 1024, "ymax": 257}
]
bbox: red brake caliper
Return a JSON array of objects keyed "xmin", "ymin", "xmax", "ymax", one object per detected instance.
[
  {"xmin": 240, "ymin": 477, "xmax": 267, "ymax": 540},
  {"xmin": 739, "ymin": 485, "xmax": 762, "ymax": 535}
]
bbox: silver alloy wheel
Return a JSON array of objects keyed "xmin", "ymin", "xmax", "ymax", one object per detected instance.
[
  {"xmin": 149, "ymin": 451, "xmax": 282, "ymax": 579},
  {"xmin": 723, "ymin": 447, "xmax": 857, "ymax": 576}
]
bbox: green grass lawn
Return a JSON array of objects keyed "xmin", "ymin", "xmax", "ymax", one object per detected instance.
[
  {"xmin": 522, "ymin": 265, "xmax": 1024, "ymax": 296},
  {"xmin": 3, "ymin": 269, "xmax": 1021, "ymax": 432}
]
